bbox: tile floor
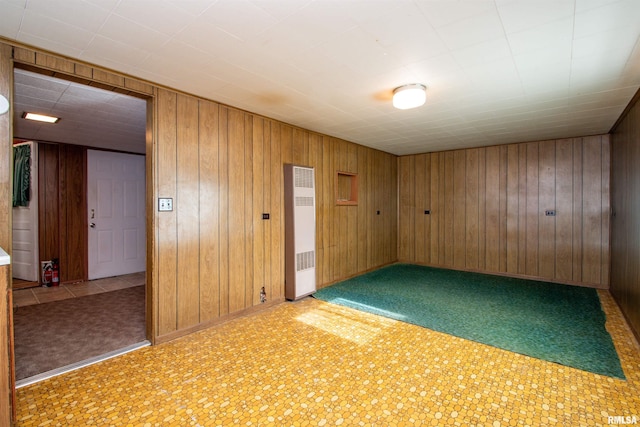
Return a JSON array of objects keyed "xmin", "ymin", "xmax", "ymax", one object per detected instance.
[
  {"xmin": 12, "ymin": 272, "xmax": 145, "ymax": 307},
  {"xmin": 14, "ymin": 289, "xmax": 640, "ymax": 426}
]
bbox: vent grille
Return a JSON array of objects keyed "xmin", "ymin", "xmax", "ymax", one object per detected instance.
[
  {"xmin": 294, "ymin": 167, "xmax": 314, "ymax": 188},
  {"xmin": 296, "ymin": 250, "xmax": 315, "ymax": 272},
  {"xmin": 295, "ymin": 196, "xmax": 314, "ymax": 207}
]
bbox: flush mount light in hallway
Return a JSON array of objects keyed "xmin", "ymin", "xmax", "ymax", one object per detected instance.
[
  {"xmin": 22, "ymin": 112, "xmax": 60, "ymax": 123},
  {"xmin": 392, "ymin": 84, "xmax": 426, "ymax": 110}
]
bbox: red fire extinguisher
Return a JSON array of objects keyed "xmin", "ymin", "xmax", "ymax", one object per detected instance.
[
  {"xmin": 43, "ymin": 264, "xmax": 53, "ymax": 286},
  {"xmin": 51, "ymin": 258, "xmax": 60, "ymax": 286}
]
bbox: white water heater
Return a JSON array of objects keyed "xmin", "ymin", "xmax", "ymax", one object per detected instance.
[{"xmin": 284, "ymin": 164, "xmax": 316, "ymax": 300}]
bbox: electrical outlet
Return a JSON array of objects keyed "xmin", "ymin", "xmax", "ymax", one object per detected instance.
[
  {"xmin": 424, "ymin": 210, "xmax": 430, "ymax": 215},
  {"xmin": 158, "ymin": 198, "xmax": 173, "ymax": 212},
  {"xmin": 262, "ymin": 213, "xmax": 270, "ymax": 220},
  {"xmin": 545, "ymin": 209, "xmax": 556, "ymax": 216}
]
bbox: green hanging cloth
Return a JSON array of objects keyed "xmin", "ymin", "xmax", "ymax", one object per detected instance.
[{"xmin": 13, "ymin": 144, "xmax": 31, "ymax": 207}]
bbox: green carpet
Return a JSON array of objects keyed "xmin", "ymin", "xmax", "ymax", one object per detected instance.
[{"xmin": 313, "ymin": 264, "xmax": 625, "ymax": 379}]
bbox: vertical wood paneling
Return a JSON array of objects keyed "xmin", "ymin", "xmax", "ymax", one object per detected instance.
[
  {"xmin": 453, "ymin": 150, "xmax": 466, "ymax": 268},
  {"xmin": 600, "ymin": 135, "xmax": 611, "ymax": 285},
  {"xmin": 517, "ymin": 146, "xmax": 527, "ymax": 274},
  {"xmin": 244, "ymin": 115, "xmax": 254, "ymax": 307},
  {"xmin": 538, "ymin": 140, "xmax": 556, "ymax": 279},
  {"xmin": 228, "ymin": 109, "xmax": 246, "ymax": 313},
  {"xmin": 198, "ymin": 100, "xmax": 220, "ymax": 321},
  {"xmin": 477, "ymin": 148, "xmax": 486, "ymax": 269},
  {"xmin": 346, "ymin": 143, "xmax": 358, "ymax": 277},
  {"xmin": 269, "ymin": 123, "xmax": 283, "ymax": 298},
  {"xmin": 414, "ymin": 154, "xmax": 427, "ymax": 264},
  {"xmin": 310, "ymin": 134, "xmax": 324, "ymax": 283},
  {"xmin": 37, "ymin": 144, "xmax": 88, "ymax": 283},
  {"xmin": 506, "ymin": 144, "xmax": 519, "ymax": 273},
  {"xmin": 555, "ymin": 139, "xmax": 573, "ymax": 281},
  {"xmin": 443, "ymin": 152, "xmax": 454, "ymax": 266},
  {"xmin": 498, "ymin": 146, "xmax": 508, "ymax": 273},
  {"xmin": 176, "ymin": 94, "xmax": 200, "ymax": 329},
  {"xmin": 357, "ymin": 145, "xmax": 369, "ymax": 272},
  {"xmin": 582, "ymin": 136, "xmax": 603, "ymax": 284},
  {"xmin": 218, "ymin": 107, "xmax": 230, "ymax": 316},
  {"xmin": 485, "ymin": 146, "xmax": 501, "ymax": 271},
  {"xmin": 398, "ymin": 156, "xmax": 414, "ymax": 261},
  {"xmin": 389, "ymin": 153, "xmax": 398, "ymax": 263},
  {"xmin": 572, "ymin": 139, "xmax": 583, "ymax": 283},
  {"xmin": 611, "ymin": 95, "xmax": 640, "ymax": 339},
  {"xmin": 398, "ymin": 136, "xmax": 610, "ymax": 288},
  {"xmin": 156, "ymin": 89, "xmax": 178, "ymax": 336},
  {"xmin": 252, "ymin": 117, "xmax": 265, "ymax": 305},
  {"xmin": 430, "ymin": 152, "xmax": 440, "ymax": 265},
  {"xmin": 38, "ymin": 144, "xmax": 59, "ymax": 267},
  {"xmin": 262, "ymin": 120, "xmax": 273, "ymax": 301},
  {"xmin": 465, "ymin": 149, "xmax": 479, "ymax": 269},
  {"xmin": 525, "ymin": 142, "xmax": 539, "ymax": 276},
  {"xmin": 59, "ymin": 145, "xmax": 86, "ymax": 283},
  {"xmin": 321, "ymin": 135, "xmax": 332, "ymax": 283},
  {"xmin": 423, "ymin": 154, "xmax": 432, "ymax": 265}
]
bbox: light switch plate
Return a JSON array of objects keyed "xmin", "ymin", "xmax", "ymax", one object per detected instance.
[{"xmin": 159, "ymin": 198, "xmax": 173, "ymax": 212}]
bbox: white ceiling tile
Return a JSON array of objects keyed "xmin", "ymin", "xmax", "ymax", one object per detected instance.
[
  {"xmin": 0, "ymin": 1, "xmax": 26, "ymax": 38},
  {"xmin": 573, "ymin": 25, "xmax": 640, "ymax": 61},
  {"xmin": 112, "ymin": 0, "xmax": 197, "ymax": 36},
  {"xmin": 574, "ymin": 0, "xmax": 640, "ymax": 38},
  {"xmin": 435, "ymin": 10, "xmax": 506, "ymax": 50},
  {"xmin": 451, "ymin": 37, "xmax": 512, "ymax": 68},
  {"xmin": 249, "ymin": 0, "xmax": 314, "ymax": 22},
  {"xmin": 97, "ymin": 14, "xmax": 172, "ymax": 52},
  {"xmin": 496, "ymin": 0, "xmax": 575, "ymax": 34},
  {"xmin": 82, "ymin": 35, "xmax": 151, "ymax": 71},
  {"xmin": 195, "ymin": 0, "xmax": 279, "ymax": 42},
  {"xmin": 19, "ymin": 9, "xmax": 95, "ymax": 52},
  {"xmin": 25, "ymin": 0, "xmax": 110, "ymax": 32},
  {"xmin": 417, "ymin": 1, "xmax": 496, "ymax": 29},
  {"xmin": 506, "ymin": 17, "xmax": 573, "ymax": 56}
]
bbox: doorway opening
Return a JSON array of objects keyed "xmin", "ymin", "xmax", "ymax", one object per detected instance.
[{"xmin": 10, "ymin": 65, "xmax": 150, "ymax": 384}]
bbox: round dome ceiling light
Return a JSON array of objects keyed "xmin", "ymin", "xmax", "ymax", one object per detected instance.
[
  {"xmin": 0, "ymin": 95, "xmax": 9, "ymax": 115},
  {"xmin": 392, "ymin": 83, "xmax": 426, "ymax": 110}
]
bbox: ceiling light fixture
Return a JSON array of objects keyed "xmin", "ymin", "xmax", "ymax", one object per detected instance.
[
  {"xmin": 392, "ymin": 83, "xmax": 426, "ymax": 110},
  {"xmin": 22, "ymin": 112, "xmax": 60, "ymax": 123}
]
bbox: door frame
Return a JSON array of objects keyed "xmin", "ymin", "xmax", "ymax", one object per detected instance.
[{"xmin": 2, "ymin": 50, "xmax": 157, "ymax": 424}]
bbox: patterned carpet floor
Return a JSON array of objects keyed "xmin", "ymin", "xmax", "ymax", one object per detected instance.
[
  {"xmin": 13, "ymin": 285, "xmax": 145, "ymax": 380},
  {"xmin": 314, "ymin": 263, "xmax": 625, "ymax": 379}
]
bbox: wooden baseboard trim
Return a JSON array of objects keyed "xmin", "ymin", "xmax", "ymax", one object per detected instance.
[{"xmin": 154, "ymin": 297, "xmax": 286, "ymax": 345}]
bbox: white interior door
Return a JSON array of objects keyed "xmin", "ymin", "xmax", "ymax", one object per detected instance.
[
  {"xmin": 12, "ymin": 142, "xmax": 39, "ymax": 282},
  {"xmin": 87, "ymin": 150, "xmax": 146, "ymax": 280}
]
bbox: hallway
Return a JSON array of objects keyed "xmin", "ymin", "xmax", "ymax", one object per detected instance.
[{"xmin": 12, "ymin": 272, "xmax": 145, "ymax": 307}]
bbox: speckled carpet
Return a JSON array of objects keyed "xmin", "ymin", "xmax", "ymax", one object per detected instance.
[
  {"xmin": 314, "ymin": 264, "xmax": 625, "ymax": 379},
  {"xmin": 13, "ymin": 285, "xmax": 146, "ymax": 380}
]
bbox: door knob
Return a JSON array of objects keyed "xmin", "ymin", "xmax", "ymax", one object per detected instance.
[{"xmin": 90, "ymin": 222, "xmax": 96, "ymax": 228}]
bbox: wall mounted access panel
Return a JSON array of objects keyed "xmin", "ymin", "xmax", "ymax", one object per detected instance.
[{"xmin": 284, "ymin": 164, "xmax": 316, "ymax": 300}]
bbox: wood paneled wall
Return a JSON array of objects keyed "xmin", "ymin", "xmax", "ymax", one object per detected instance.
[
  {"xmin": 2, "ymin": 42, "xmax": 397, "ymax": 344},
  {"xmin": 38, "ymin": 143, "xmax": 87, "ymax": 283},
  {"xmin": 398, "ymin": 136, "xmax": 611, "ymax": 288},
  {"xmin": 154, "ymin": 89, "xmax": 398, "ymax": 339},
  {"xmin": 611, "ymin": 91, "xmax": 640, "ymax": 340}
]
